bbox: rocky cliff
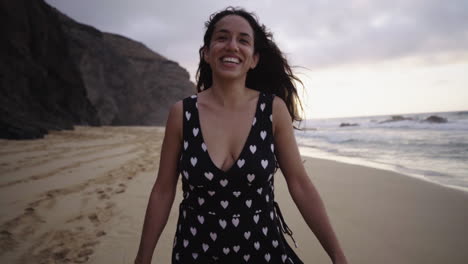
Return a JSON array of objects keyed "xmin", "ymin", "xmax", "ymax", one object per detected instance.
[
  {"xmin": 56, "ymin": 11, "xmax": 194, "ymax": 126},
  {"xmin": 0, "ymin": 0, "xmax": 100, "ymax": 139},
  {"xmin": 1, "ymin": 0, "xmax": 195, "ymax": 139}
]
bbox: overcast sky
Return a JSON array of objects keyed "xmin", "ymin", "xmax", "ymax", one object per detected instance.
[{"xmin": 45, "ymin": 0, "xmax": 468, "ymax": 118}]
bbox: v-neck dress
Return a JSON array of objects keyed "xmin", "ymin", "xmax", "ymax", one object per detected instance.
[{"xmin": 172, "ymin": 92, "xmax": 304, "ymax": 263}]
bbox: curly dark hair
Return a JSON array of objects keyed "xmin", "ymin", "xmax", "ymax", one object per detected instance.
[{"xmin": 196, "ymin": 7, "xmax": 304, "ymax": 128}]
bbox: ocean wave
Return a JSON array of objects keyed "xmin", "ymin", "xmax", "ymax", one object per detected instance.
[
  {"xmin": 302, "ymin": 110, "xmax": 468, "ymax": 131},
  {"xmin": 367, "ymin": 120, "xmax": 468, "ymax": 130}
]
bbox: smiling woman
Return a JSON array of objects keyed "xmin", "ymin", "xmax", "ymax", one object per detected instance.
[{"xmin": 134, "ymin": 6, "xmax": 348, "ymax": 264}]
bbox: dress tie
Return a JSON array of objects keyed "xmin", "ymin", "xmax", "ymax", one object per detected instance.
[{"xmin": 274, "ymin": 201, "xmax": 298, "ymax": 248}]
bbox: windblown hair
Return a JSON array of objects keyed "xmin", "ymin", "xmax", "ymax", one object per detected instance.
[{"xmin": 196, "ymin": 7, "xmax": 304, "ymax": 128}]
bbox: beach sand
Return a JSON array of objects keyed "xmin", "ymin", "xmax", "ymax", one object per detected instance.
[{"xmin": 0, "ymin": 126, "xmax": 467, "ymax": 264}]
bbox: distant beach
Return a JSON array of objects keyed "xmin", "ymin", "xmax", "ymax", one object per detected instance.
[{"xmin": 1, "ymin": 126, "xmax": 467, "ymax": 263}]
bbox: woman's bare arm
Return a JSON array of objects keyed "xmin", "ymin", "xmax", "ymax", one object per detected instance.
[
  {"xmin": 272, "ymin": 97, "xmax": 348, "ymax": 264},
  {"xmin": 134, "ymin": 100, "xmax": 183, "ymax": 264}
]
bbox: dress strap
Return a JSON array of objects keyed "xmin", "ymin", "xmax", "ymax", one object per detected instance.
[{"xmin": 274, "ymin": 201, "xmax": 298, "ymax": 248}]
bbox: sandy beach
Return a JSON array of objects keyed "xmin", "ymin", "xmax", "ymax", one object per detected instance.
[{"xmin": 1, "ymin": 126, "xmax": 467, "ymax": 264}]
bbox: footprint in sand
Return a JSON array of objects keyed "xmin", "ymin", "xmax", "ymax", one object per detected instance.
[
  {"xmin": 95, "ymin": 188, "xmax": 110, "ymax": 200},
  {"xmin": 88, "ymin": 207, "xmax": 112, "ymax": 226},
  {"xmin": 52, "ymin": 247, "xmax": 70, "ymax": 261},
  {"xmin": 114, "ymin": 183, "xmax": 126, "ymax": 194},
  {"xmin": 0, "ymin": 230, "xmax": 17, "ymax": 252},
  {"xmin": 96, "ymin": 230, "xmax": 106, "ymax": 237},
  {"xmin": 98, "ymin": 193, "xmax": 110, "ymax": 200},
  {"xmin": 88, "ymin": 213, "xmax": 99, "ymax": 225}
]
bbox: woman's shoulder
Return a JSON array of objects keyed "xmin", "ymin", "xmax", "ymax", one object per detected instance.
[
  {"xmin": 181, "ymin": 93, "xmax": 198, "ymax": 101},
  {"xmin": 271, "ymin": 94, "xmax": 290, "ymax": 132},
  {"xmin": 270, "ymin": 93, "xmax": 286, "ymax": 110}
]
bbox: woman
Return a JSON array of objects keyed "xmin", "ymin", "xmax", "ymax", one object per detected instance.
[{"xmin": 135, "ymin": 7, "xmax": 348, "ymax": 264}]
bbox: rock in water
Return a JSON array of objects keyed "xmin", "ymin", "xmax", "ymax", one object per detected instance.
[
  {"xmin": 423, "ymin": 115, "xmax": 447, "ymax": 123},
  {"xmin": 378, "ymin": 115, "xmax": 414, "ymax": 124},
  {"xmin": 339, "ymin": 123, "xmax": 359, "ymax": 127}
]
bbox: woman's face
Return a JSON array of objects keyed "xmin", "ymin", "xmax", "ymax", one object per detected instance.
[{"xmin": 204, "ymin": 15, "xmax": 259, "ymax": 81}]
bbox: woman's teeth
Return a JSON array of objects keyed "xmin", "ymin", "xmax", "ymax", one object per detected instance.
[{"xmin": 222, "ymin": 57, "xmax": 240, "ymax": 64}]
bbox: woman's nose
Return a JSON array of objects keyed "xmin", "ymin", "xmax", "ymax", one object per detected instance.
[{"xmin": 226, "ymin": 38, "xmax": 239, "ymax": 51}]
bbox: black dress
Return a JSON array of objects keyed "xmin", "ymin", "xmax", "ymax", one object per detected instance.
[{"xmin": 172, "ymin": 92, "xmax": 304, "ymax": 263}]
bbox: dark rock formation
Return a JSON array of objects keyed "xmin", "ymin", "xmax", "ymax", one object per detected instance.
[
  {"xmin": 422, "ymin": 115, "xmax": 447, "ymax": 123},
  {"xmin": 339, "ymin": 123, "xmax": 359, "ymax": 127},
  {"xmin": 378, "ymin": 115, "xmax": 414, "ymax": 124},
  {"xmin": 56, "ymin": 12, "xmax": 194, "ymax": 125},
  {"xmin": 1, "ymin": 0, "xmax": 194, "ymax": 139},
  {"xmin": 1, "ymin": 0, "xmax": 100, "ymax": 139}
]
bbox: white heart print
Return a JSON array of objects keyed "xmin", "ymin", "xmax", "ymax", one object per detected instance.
[
  {"xmin": 190, "ymin": 157, "xmax": 197, "ymax": 167},
  {"xmin": 247, "ymin": 174, "xmax": 255, "ymax": 182},
  {"xmin": 219, "ymin": 219, "xmax": 227, "ymax": 229},
  {"xmin": 197, "ymin": 215, "xmax": 204, "ymax": 224},
  {"xmin": 254, "ymin": 241, "xmax": 260, "ymax": 250},
  {"xmin": 249, "ymin": 145, "xmax": 257, "ymax": 154},
  {"xmin": 220, "ymin": 200, "xmax": 229, "ymax": 209},
  {"xmin": 223, "ymin": 247, "xmax": 230, "ymax": 255},
  {"xmin": 202, "ymin": 243, "xmax": 209, "ymax": 252},
  {"xmin": 272, "ymin": 240, "xmax": 279, "ymax": 248},
  {"xmin": 237, "ymin": 159, "xmax": 245, "ymax": 168},
  {"xmin": 220, "ymin": 179, "xmax": 228, "ymax": 187},
  {"xmin": 198, "ymin": 197, "xmax": 205, "ymax": 206},
  {"xmin": 190, "ymin": 227, "xmax": 197, "ymax": 236},
  {"xmin": 210, "ymin": 232, "xmax": 217, "ymax": 241},
  {"xmin": 204, "ymin": 171, "xmax": 213, "ymax": 180},
  {"xmin": 253, "ymin": 214, "xmax": 260, "ymax": 224}
]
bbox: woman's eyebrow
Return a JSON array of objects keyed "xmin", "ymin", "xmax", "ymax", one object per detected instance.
[{"xmin": 215, "ymin": 29, "xmax": 253, "ymax": 39}]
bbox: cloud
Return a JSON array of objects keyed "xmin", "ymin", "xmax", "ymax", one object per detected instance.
[{"xmin": 45, "ymin": 0, "xmax": 468, "ymax": 74}]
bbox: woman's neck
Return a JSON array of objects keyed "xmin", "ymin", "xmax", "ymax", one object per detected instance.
[{"xmin": 207, "ymin": 78, "xmax": 254, "ymax": 109}]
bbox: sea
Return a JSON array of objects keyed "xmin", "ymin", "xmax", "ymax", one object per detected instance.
[{"xmin": 294, "ymin": 110, "xmax": 468, "ymax": 192}]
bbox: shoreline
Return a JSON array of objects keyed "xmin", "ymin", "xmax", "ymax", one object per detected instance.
[
  {"xmin": 1, "ymin": 126, "xmax": 467, "ymax": 263},
  {"xmin": 298, "ymin": 145, "xmax": 468, "ymax": 194}
]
